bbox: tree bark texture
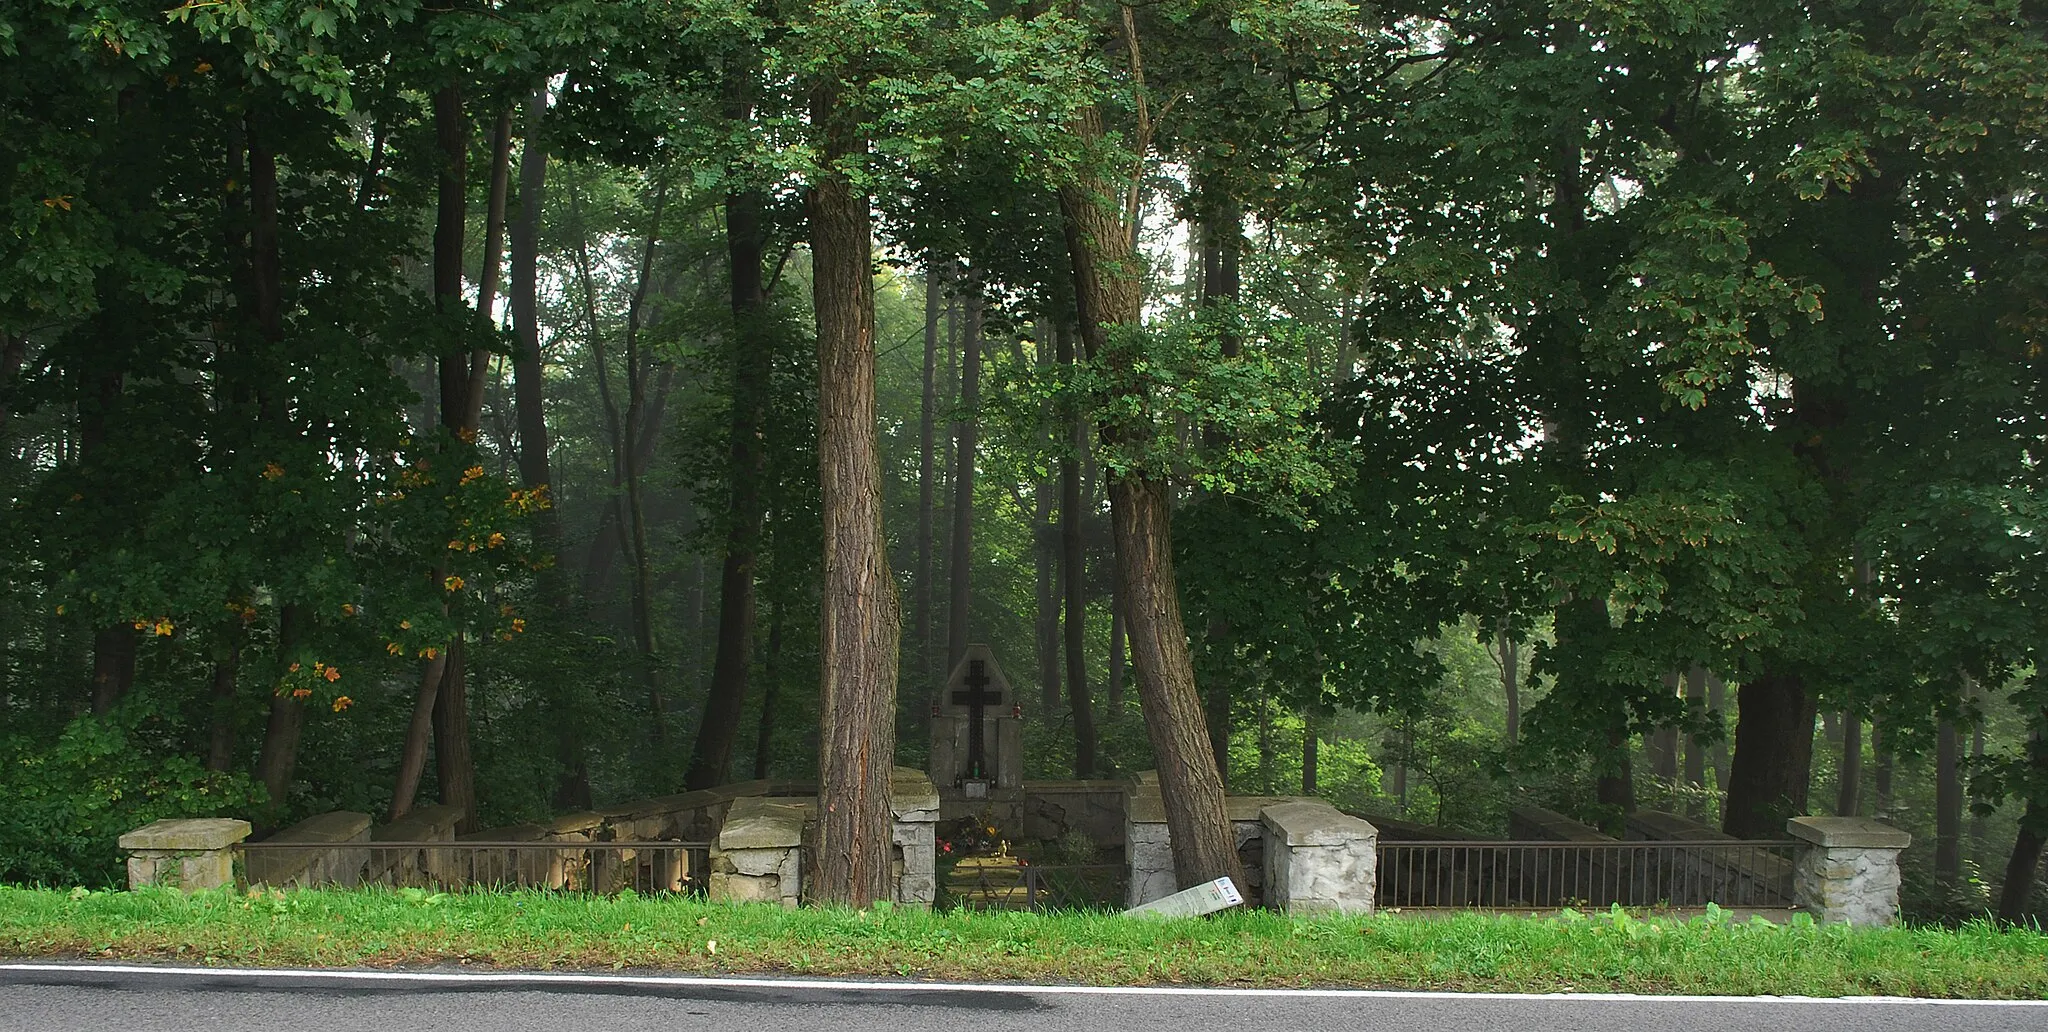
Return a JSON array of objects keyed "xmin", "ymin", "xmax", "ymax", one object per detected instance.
[
  {"xmin": 1035, "ymin": 481, "xmax": 1060, "ymax": 711},
  {"xmin": 945, "ymin": 286, "xmax": 983, "ymax": 671},
  {"xmin": 433, "ymin": 636, "xmax": 479, "ymax": 832},
  {"xmin": 1996, "ymin": 721, "xmax": 2046, "ymax": 923},
  {"xmin": 684, "ymin": 184, "xmax": 772, "ymax": 791},
  {"xmin": 1721, "ymin": 671, "xmax": 1817, "ymax": 838},
  {"xmin": 809, "ymin": 82, "xmax": 900, "ymax": 906},
  {"xmin": 462, "ymin": 106, "xmax": 514, "ymax": 432}
]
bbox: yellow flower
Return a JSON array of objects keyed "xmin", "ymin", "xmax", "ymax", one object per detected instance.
[
  {"xmin": 511, "ymin": 618, "xmax": 526, "ymax": 634},
  {"xmin": 399, "ymin": 619, "xmax": 412, "ymax": 630},
  {"xmin": 153, "ymin": 620, "xmax": 173, "ymax": 637},
  {"xmin": 386, "ymin": 642, "xmax": 403, "ymax": 656},
  {"xmin": 444, "ymin": 575, "xmax": 466, "ymax": 592},
  {"xmin": 291, "ymin": 688, "xmax": 311, "ymax": 699},
  {"xmin": 460, "ymin": 465, "xmax": 485, "ymax": 485},
  {"xmin": 331, "ymin": 696, "xmax": 353, "ymax": 712},
  {"xmin": 262, "ymin": 462, "xmax": 285, "ymax": 480},
  {"xmin": 342, "ymin": 604, "xmax": 357, "ymax": 616},
  {"xmin": 419, "ymin": 647, "xmax": 440, "ymax": 660},
  {"xmin": 288, "ymin": 662, "xmax": 301, "ymax": 673},
  {"xmin": 487, "ymin": 532, "xmax": 506, "ymax": 548}
]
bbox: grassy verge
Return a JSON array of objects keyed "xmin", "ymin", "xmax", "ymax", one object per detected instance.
[{"xmin": 2, "ymin": 886, "xmax": 2044, "ymax": 998}]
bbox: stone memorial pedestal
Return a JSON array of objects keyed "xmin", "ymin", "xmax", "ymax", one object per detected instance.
[{"xmin": 1787, "ymin": 816, "xmax": 1910, "ymax": 926}]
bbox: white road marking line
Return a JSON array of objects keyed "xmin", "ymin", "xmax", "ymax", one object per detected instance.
[{"xmin": 2, "ymin": 963, "xmax": 2044, "ymax": 1005}]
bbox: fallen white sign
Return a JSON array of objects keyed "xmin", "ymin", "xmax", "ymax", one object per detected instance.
[{"xmin": 1122, "ymin": 876, "xmax": 1243, "ymax": 918}]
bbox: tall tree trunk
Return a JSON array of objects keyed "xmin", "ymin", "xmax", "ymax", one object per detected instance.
[
  {"xmin": 1837, "ymin": 716, "xmax": 1862, "ymax": 817},
  {"xmin": 204, "ymin": 639, "xmax": 240, "ymax": 772},
  {"xmin": 89, "ymin": 626, "xmax": 137, "ymax": 716},
  {"xmin": 1873, "ymin": 720, "xmax": 1895, "ymax": 813},
  {"xmin": 1708, "ymin": 672, "xmax": 1730, "ymax": 792},
  {"xmin": 508, "ymin": 85, "xmax": 587, "ymax": 810},
  {"xmin": 621, "ymin": 179, "xmax": 670, "ymax": 742},
  {"xmin": 463, "ymin": 106, "xmax": 514, "ymax": 431},
  {"xmin": 1722, "ymin": 671, "xmax": 1818, "ymax": 838},
  {"xmin": 915, "ymin": 266, "xmax": 940, "ymax": 683},
  {"xmin": 1996, "ymin": 720, "xmax": 2046, "ymax": 923},
  {"xmin": 433, "ymin": 637, "xmax": 478, "ymax": 832},
  {"xmin": 1058, "ymin": 322, "xmax": 1094, "ymax": 777},
  {"xmin": 1596, "ymin": 725, "xmax": 1635, "ymax": 820},
  {"xmin": 1197, "ymin": 190, "xmax": 1242, "ymax": 787},
  {"xmin": 1107, "ymin": 585, "xmax": 1126, "ymax": 715},
  {"xmin": 809, "ymin": 80, "xmax": 900, "ymax": 907},
  {"xmin": 684, "ymin": 179, "xmax": 772, "ymax": 792},
  {"xmin": 1302, "ymin": 710, "xmax": 1319, "ymax": 794},
  {"xmin": 1499, "ymin": 622, "xmax": 1520, "ymax": 748},
  {"xmin": 1684, "ymin": 665, "xmax": 1708, "ymax": 808},
  {"xmin": 254, "ymin": 605, "xmax": 310, "ymax": 827},
  {"xmin": 1034, "ymin": 482, "xmax": 1060, "ymax": 711},
  {"xmin": 1651, "ymin": 671, "xmax": 1681, "ymax": 782},
  {"xmin": 945, "ymin": 285, "xmax": 983, "ymax": 670},
  {"xmin": 1936, "ymin": 718, "xmax": 1963, "ymax": 884},
  {"xmin": 753, "ymin": 609, "xmax": 785, "ymax": 780}
]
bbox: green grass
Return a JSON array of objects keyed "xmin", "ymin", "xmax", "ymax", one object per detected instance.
[{"xmin": 2, "ymin": 886, "xmax": 2044, "ymax": 998}]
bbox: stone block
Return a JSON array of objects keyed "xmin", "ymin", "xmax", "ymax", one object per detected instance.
[
  {"xmin": 1626, "ymin": 809, "xmax": 1732, "ymax": 842},
  {"xmin": 1261, "ymin": 800, "xmax": 1376, "ymax": 915},
  {"xmin": 120, "ymin": 819, "xmax": 250, "ymax": 892}
]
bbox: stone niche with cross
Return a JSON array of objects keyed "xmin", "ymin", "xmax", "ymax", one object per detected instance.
[{"xmin": 930, "ymin": 644, "xmax": 1023, "ymax": 797}]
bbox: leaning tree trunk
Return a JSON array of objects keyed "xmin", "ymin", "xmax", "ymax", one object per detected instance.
[
  {"xmin": 1996, "ymin": 721, "xmax": 2047, "ymax": 923},
  {"xmin": 808, "ymin": 80, "xmax": 900, "ymax": 907},
  {"xmin": 685, "ymin": 180, "xmax": 773, "ymax": 792},
  {"xmin": 1060, "ymin": 120, "xmax": 1242, "ymax": 890},
  {"xmin": 1722, "ymin": 670, "xmax": 1817, "ymax": 839}
]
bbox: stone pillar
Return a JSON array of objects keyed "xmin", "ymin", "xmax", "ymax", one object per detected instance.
[
  {"xmin": 120, "ymin": 818, "xmax": 251, "ymax": 892},
  {"xmin": 1787, "ymin": 816, "xmax": 1910, "ymax": 926},
  {"xmin": 709, "ymin": 797, "xmax": 807, "ymax": 907},
  {"xmin": 1260, "ymin": 801, "xmax": 1378, "ymax": 915},
  {"xmin": 891, "ymin": 768, "xmax": 939, "ymax": 907},
  {"xmin": 1123, "ymin": 774, "xmax": 1177, "ymax": 908}
]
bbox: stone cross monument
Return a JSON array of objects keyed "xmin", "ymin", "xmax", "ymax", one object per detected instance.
[{"xmin": 930, "ymin": 644, "xmax": 1023, "ymax": 797}]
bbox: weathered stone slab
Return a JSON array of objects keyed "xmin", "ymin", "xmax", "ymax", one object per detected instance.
[
  {"xmin": 1786, "ymin": 816, "xmax": 1912, "ymax": 850},
  {"xmin": 368, "ymin": 804, "xmax": 465, "ymax": 886},
  {"xmin": 119, "ymin": 818, "xmax": 251, "ymax": 853},
  {"xmin": 718, "ymin": 797, "xmax": 809, "ymax": 850},
  {"xmin": 248, "ymin": 811, "xmax": 371, "ymax": 889}
]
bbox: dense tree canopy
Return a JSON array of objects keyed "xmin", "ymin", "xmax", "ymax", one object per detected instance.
[{"xmin": 2, "ymin": 0, "xmax": 2044, "ymax": 918}]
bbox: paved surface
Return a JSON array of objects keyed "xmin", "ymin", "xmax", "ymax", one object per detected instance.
[{"xmin": 3, "ymin": 963, "xmax": 2046, "ymax": 1032}]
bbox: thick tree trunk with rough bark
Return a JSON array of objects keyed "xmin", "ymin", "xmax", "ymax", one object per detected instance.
[
  {"xmin": 1996, "ymin": 721, "xmax": 2046, "ymax": 923},
  {"xmin": 1722, "ymin": 671, "xmax": 1817, "ymax": 838},
  {"xmin": 809, "ymin": 82, "xmax": 900, "ymax": 907},
  {"xmin": 685, "ymin": 181, "xmax": 772, "ymax": 792},
  {"xmin": 1060, "ymin": 131, "xmax": 1241, "ymax": 891},
  {"xmin": 433, "ymin": 637, "xmax": 478, "ymax": 832}
]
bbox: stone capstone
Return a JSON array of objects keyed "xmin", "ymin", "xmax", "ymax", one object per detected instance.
[
  {"xmin": 248, "ymin": 811, "xmax": 371, "ymax": 889},
  {"xmin": 119, "ymin": 818, "xmax": 251, "ymax": 853},
  {"xmin": 1786, "ymin": 816, "xmax": 1913, "ymax": 850},
  {"xmin": 1260, "ymin": 800, "xmax": 1377, "ymax": 915},
  {"xmin": 120, "ymin": 818, "xmax": 251, "ymax": 892},
  {"xmin": 1788, "ymin": 817, "xmax": 1909, "ymax": 927}
]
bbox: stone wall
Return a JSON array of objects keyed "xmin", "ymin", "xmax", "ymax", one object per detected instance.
[
  {"xmin": 1787, "ymin": 816, "xmax": 1909, "ymax": 926},
  {"xmin": 1124, "ymin": 773, "xmax": 1299, "ymax": 909},
  {"xmin": 1261, "ymin": 800, "xmax": 1378, "ymax": 915},
  {"xmin": 709, "ymin": 797, "xmax": 808, "ymax": 906},
  {"xmin": 891, "ymin": 768, "xmax": 940, "ymax": 906},
  {"xmin": 1019, "ymin": 780, "xmax": 1127, "ymax": 849}
]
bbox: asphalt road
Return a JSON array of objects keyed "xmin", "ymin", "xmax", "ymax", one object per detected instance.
[{"xmin": 4, "ymin": 964, "xmax": 2046, "ymax": 1032}]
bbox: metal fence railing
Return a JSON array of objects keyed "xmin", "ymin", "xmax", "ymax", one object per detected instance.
[
  {"xmin": 239, "ymin": 840, "xmax": 712, "ymax": 895},
  {"xmin": 945, "ymin": 862, "xmax": 1127, "ymax": 912},
  {"xmin": 1374, "ymin": 840, "xmax": 1798, "ymax": 910}
]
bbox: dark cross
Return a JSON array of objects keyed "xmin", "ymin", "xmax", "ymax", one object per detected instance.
[{"xmin": 950, "ymin": 660, "xmax": 1001, "ymax": 779}]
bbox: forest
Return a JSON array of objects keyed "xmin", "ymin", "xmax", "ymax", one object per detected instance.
[{"xmin": 1, "ymin": 0, "xmax": 2044, "ymax": 920}]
